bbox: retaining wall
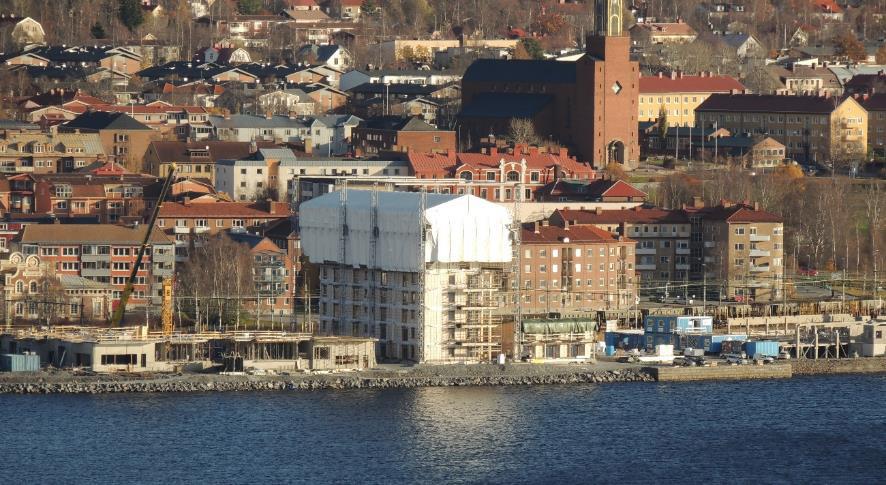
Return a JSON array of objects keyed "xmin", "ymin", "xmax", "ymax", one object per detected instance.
[
  {"xmin": 647, "ymin": 364, "xmax": 792, "ymax": 382},
  {"xmin": 792, "ymin": 358, "xmax": 886, "ymax": 376}
]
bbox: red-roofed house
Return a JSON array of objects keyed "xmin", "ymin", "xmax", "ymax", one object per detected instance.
[
  {"xmin": 535, "ymin": 178, "xmax": 647, "ymax": 203},
  {"xmin": 639, "ymin": 71, "xmax": 746, "ymax": 126},
  {"xmin": 157, "ymin": 199, "xmax": 291, "ymax": 262},
  {"xmin": 629, "ymin": 19, "xmax": 698, "ymax": 44},
  {"xmin": 516, "ymin": 218, "xmax": 637, "ymax": 316},
  {"xmin": 407, "ymin": 145, "xmax": 596, "ymax": 202},
  {"xmin": 810, "ymin": 0, "xmax": 843, "ymax": 20}
]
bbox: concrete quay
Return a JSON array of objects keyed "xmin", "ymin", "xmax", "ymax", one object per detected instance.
[{"xmin": 646, "ymin": 364, "xmax": 793, "ymax": 382}]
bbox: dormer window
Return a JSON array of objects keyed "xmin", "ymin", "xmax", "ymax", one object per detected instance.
[{"xmin": 55, "ymin": 184, "xmax": 72, "ymax": 198}]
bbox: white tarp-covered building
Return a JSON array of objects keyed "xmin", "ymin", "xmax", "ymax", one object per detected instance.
[
  {"xmin": 300, "ymin": 190, "xmax": 514, "ymax": 363},
  {"xmin": 299, "ymin": 190, "xmax": 513, "ymax": 270}
]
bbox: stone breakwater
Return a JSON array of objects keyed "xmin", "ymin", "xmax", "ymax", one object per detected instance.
[{"xmin": 0, "ymin": 369, "xmax": 654, "ymax": 394}]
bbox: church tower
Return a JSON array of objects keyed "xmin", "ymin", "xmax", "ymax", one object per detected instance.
[
  {"xmin": 578, "ymin": 0, "xmax": 639, "ymax": 169},
  {"xmin": 596, "ymin": 0, "xmax": 623, "ymax": 37}
]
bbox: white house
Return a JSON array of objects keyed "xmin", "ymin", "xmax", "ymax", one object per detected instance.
[
  {"xmin": 209, "ymin": 113, "xmax": 361, "ymax": 155},
  {"xmin": 11, "ymin": 17, "xmax": 45, "ymax": 47},
  {"xmin": 257, "ymin": 88, "xmax": 317, "ymax": 116}
]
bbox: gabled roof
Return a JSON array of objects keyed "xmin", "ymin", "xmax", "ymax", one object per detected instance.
[
  {"xmin": 640, "ymin": 74, "xmax": 745, "ymax": 93},
  {"xmin": 158, "ymin": 201, "xmax": 289, "ymax": 218},
  {"xmin": 860, "ymin": 93, "xmax": 886, "ymax": 111},
  {"xmin": 63, "ymin": 111, "xmax": 152, "ymax": 131},
  {"xmin": 408, "ymin": 147, "xmax": 594, "ymax": 178},
  {"xmin": 689, "ymin": 202, "xmax": 783, "ymax": 223},
  {"xmin": 718, "ymin": 33, "xmax": 757, "ymax": 49},
  {"xmin": 148, "ymin": 140, "xmax": 272, "ymax": 165},
  {"xmin": 463, "ymin": 59, "xmax": 577, "ymax": 84},
  {"xmin": 521, "ymin": 223, "xmax": 629, "ymax": 244},
  {"xmin": 358, "ymin": 116, "xmax": 439, "ymax": 132},
  {"xmin": 540, "ymin": 179, "xmax": 648, "ymax": 200}
]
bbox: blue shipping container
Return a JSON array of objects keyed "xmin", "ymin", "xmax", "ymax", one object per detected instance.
[
  {"xmin": 605, "ymin": 345, "xmax": 616, "ymax": 356},
  {"xmin": 0, "ymin": 353, "xmax": 40, "ymax": 372},
  {"xmin": 710, "ymin": 335, "xmax": 748, "ymax": 353},
  {"xmin": 745, "ymin": 341, "xmax": 780, "ymax": 357},
  {"xmin": 643, "ymin": 316, "xmax": 714, "ymax": 334}
]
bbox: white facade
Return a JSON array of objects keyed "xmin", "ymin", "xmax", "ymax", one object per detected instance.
[
  {"xmin": 340, "ymin": 69, "xmax": 462, "ymax": 91},
  {"xmin": 209, "ymin": 114, "xmax": 360, "ymax": 156},
  {"xmin": 300, "ymin": 191, "xmax": 512, "ymax": 272},
  {"xmin": 302, "ymin": 190, "xmax": 513, "ymax": 363}
]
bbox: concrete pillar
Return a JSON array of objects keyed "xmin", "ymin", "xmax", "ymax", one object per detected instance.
[
  {"xmin": 796, "ymin": 325, "xmax": 801, "ymax": 359},
  {"xmin": 814, "ymin": 325, "xmax": 819, "ymax": 360},
  {"xmin": 835, "ymin": 330, "xmax": 840, "ymax": 359}
]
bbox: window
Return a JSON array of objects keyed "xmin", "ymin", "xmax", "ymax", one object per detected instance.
[
  {"xmin": 113, "ymin": 247, "xmax": 131, "ymax": 256},
  {"xmin": 506, "ymin": 171, "xmax": 520, "ymax": 182},
  {"xmin": 735, "ymin": 227, "xmax": 745, "ymax": 235},
  {"xmin": 485, "ymin": 171, "xmax": 496, "ymax": 181},
  {"xmin": 195, "ymin": 219, "xmax": 208, "ymax": 228},
  {"xmin": 232, "ymin": 219, "xmax": 245, "ymax": 227},
  {"xmin": 62, "ymin": 247, "xmax": 79, "ymax": 256},
  {"xmin": 735, "ymin": 243, "xmax": 745, "ymax": 250}
]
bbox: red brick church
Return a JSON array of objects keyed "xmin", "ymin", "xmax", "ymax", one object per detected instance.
[{"xmin": 459, "ymin": 0, "xmax": 639, "ymax": 170}]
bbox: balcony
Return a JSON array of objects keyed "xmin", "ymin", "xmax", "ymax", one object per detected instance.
[
  {"xmin": 174, "ymin": 226, "xmax": 190, "ymax": 234},
  {"xmin": 636, "ymin": 264, "xmax": 656, "ymax": 271},
  {"xmin": 750, "ymin": 265, "xmax": 770, "ymax": 273},
  {"xmin": 749, "ymin": 234, "xmax": 770, "ymax": 242},
  {"xmin": 636, "ymin": 247, "xmax": 656, "ymax": 255},
  {"xmin": 749, "ymin": 249, "xmax": 770, "ymax": 257},
  {"xmin": 704, "ymin": 241, "xmax": 717, "ymax": 248},
  {"xmin": 676, "ymin": 248, "xmax": 690, "ymax": 255},
  {"xmin": 193, "ymin": 225, "xmax": 210, "ymax": 234},
  {"xmin": 676, "ymin": 264, "xmax": 690, "ymax": 270}
]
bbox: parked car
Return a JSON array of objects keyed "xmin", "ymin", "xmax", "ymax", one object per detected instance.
[
  {"xmin": 799, "ymin": 267, "xmax": 819, "ymax": 277},
  {"xmin": 724, "ymin": 353, "xmax": 747, "ymax": 365},
  {"xmin": 777, "ymin": 351, "xmax": 791, "ymax": 360}
]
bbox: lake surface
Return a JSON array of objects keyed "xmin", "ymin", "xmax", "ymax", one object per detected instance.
[{"xmin": 1, "ymin": 375, "xmax": 885, "ymax": 484}]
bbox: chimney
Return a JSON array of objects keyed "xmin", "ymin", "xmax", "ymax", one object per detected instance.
[
  {"xmin": 528, "ymin": 146, "xmax": 538, "ymax": 155},
  {"xmin": 753, "ymin": 201, "xmax": 760, "ymax": 211},
  {"xmin": 489, "ymin": 146, "xmax": 498, "ymax": 157},
  {"xmin": 658, "ymin": 71, "xmax": 663, "ymax": 78},
  {"xmin": 265, "ymin": 111, "xmax": 273, "ymax": 120},
  {"xmin": 183, "ymin": 196, "xmax": 191, "ymax": 206},
  {"xmin": 533, "ymin": 221, "xmax": 540, "ymax": 234},
  {"xmin": 304, "ymin": 138, "xmax": 313, "ymax": 154},
  {"xmin": 692, "ymin": 195, "xmax": 704, "ymax": 208},
  {"xmin": 558, "ymin": 147, "xmax": 568, "ymax": 158},
  {"xmin": 541, "ymin": 219, "xmax": 549, "ymax": 227},
  {"xmin": 563, "ymin": 220, "xmax": 570, "ymax": 231},
  {"xmin": 595, "ymin": 207, "xmax": 603, "ymax": 215}
]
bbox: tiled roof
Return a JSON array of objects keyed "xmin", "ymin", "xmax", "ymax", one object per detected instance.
[
  {"xmin": 158, "ymin": 201, "xmax": 290, "ymax": 218},
  {"xmin": 554, "ymin": 207, "xmax": 690, "ymax": 224},
  {"xmin": 860, "ymin": 93, "xmax": 886, "ymax": 111},
  {"xmin": 463, "ymin": 59, "xmax": 577, "ymax": 84},
  {"xmin": 521, "ymin": 223, "xmax": 630, "ymax": 244},
  {"xmin": 689, "ymin": 203, "xmax": 783, "ymax": 223},
  {"xmin": 148, "ymin": 140, "xmax": 273, "ymax": 165},
  {"xmin": 358, "ymin": 116, "xmax": 439, "ymax": 131},
  {"xmin": 408, "ymin": 148, "xmax": 594, "ymax": 178},
  {"xmin": 631, "ymin": 22, "xmax": 697, "ymax": 36},
  {"xmin": 696, "ymin": 93, "xmax": 845, "ymax": 114},
  {"xmin": 20, "ymin": 224, "xmax": 172, "ymax": 244},
  {"xmin": 639, "ymin": 74, "xmax": 745, "ymax": 93}
]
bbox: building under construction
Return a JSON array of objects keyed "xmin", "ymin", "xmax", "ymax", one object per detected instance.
[{"xmin": 299, "ymin": 190, "xmax": 513, "ymax": 363}]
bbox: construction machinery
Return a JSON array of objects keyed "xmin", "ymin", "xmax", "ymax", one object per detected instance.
[{"xmin": 110, "ymin": 164, "xmax": 177, "ymax": 327}]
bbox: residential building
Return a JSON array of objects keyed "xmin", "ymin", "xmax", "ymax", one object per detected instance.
[
  {"xmin": 158, "ymin": 199, "xmax": 289, "ymax": 263},
  {"xmin": 533, "ymin": 178, "xmax": 647, "ymax": 203},
  {"xmin": 340, "ymin": 69, "xmax": 462, "ymax": 92},
  {"xmin": 59, "ymin": 112, "xmax": 159, "ymax": 173},
  {"xmin": 257, "ymin": 88, "xmax": 317, "ymax": 116},
  {"xmin": 15, "ymin": 224, "xmax": 175, "ymax": 307},
  {"xmin": 460, "ymin": 0, "xmax": 639, "ymax": 169},
  {"xmin": 516, "ymin": 219, "xmax": 636, "ymax": 316},
  {"xmin": 407, "ymin": 145, "xmax": 595, "ymax": 202},
  {"xmin": 1, "ymin": 252, "xmax": 116, "ymax": 324},
  {"xmin": 295, "ymin": 44, "xmax": 352, "ymax": 70},
  {"xmin": 209, "ymin": 114, "xmax": 361, "ymax": 155},
  {"xmin": 767, "ymin": 64, "xmax": 843, "ymax": 96},
  {"xmin": 194, "ymin": 46, "xmax": 252, "ymax": 64},
  {"xmin": 144, "ymin": 140, "xmax": 269, "ymax": 183},
  {"xmin": 352, "ymin": 117, "xmax": 456, "ymax": 156},
  {"xmin": 347, "ymin": 82, "xmax": 459, "ymax": 121},
  {"xmin": 549, "ymin": 207, "xmax": 692, "ymax": 285},
  {"xmin": 368, "ymin": 39, "xmax": 519, "ymax": 66},
  {"xmin": 639, "ymin": 71, "xmax": 745, "ymax": 126},
  {"xmin": 695, "ymin": 93, "xmax": 868, "ymax": 163},
  {"xmin": 844, "ymin": 72, "xmax": 886, "ymax": 95},
  {"xmin": 9, "ymin": 17, "xmax": 45, "ymax": 47},
  {"xmin": 861, "ymin": 93, "xmax": 886, "ymax": 157},
  {"xmin": 0, "ymin": 132, "xmax": 106, "ymax": 174},
  {"xmin": 743, "ymin": 137, "xmax": 787, "ymax": 169},
  {"xmin": 228, "ymin": 232, "xmax": 297, "ymax": 316},
  {"xmin": 215, "ymin": 148, "xmax": 409, "ymax": 202},
  {"xmin": 629, "ymin": 20, "xmax": 698, "ymax": 44},
  {"xmin": 716, "ymin": 33, "xmax": 764, "ymax": 58},
  {"xmin": 691, "ymin": 200, "xmax": 785, "ymax": 302},
  {"xmin": 300, "ymin": 190, "xmax": 513, "ymax": 363}
]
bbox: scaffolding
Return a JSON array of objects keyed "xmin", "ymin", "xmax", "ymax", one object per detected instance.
[{"xmin": 440, "ymin": 265, "xmax": 506, "ymax": 363}]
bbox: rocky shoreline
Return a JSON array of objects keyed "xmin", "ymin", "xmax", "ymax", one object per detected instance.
[{"xmin": 0, "ymin": 368, "xmax": 653, "ymax": 394}]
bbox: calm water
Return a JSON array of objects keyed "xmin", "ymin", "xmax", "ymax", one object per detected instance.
[{"xmin": 1, "ymin": 375, "xmax": 885, "ymax": 484}]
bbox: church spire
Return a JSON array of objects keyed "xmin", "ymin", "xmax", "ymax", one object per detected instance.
[{"xmin": 595, "ymin": 0, "xmax": 624, "ymax": 37}]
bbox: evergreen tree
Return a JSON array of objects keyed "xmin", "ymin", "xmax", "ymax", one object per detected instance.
[
  {"xmin": 237, "ymin": 0, "xmax": 263, "ymax": 14},
  {"xmin": 118, "ymin": 0, "xmax": 145, "ymax": 32},
  {"xmin": 90, "ymin": 23, "xmax": 107, "ymax": 39}
]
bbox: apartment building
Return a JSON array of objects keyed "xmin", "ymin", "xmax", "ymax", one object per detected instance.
[
  {"xmin": 59, "ymin": 112, "xmax": 160, "ymax": 173},
  {"xmin": 695, "ymin": 93, "xmax": 867, "ymax": 163},
  {"xmin": 156, "ymin": 199, "xmax": 290, "ymax": 261},
  {"xmin": 215, "ymin": 148, "xmax": 409, "ymax": 202},
  {"xmin": 16, "ymin": 224, "xmax": 175, "ymax": 306},
  {"xmin": 144, "ymin": 140, "xmax": 274, "ymax": 183},
  {"xmin": 407, "ymin": 145, "xmax": 596, "ymax": 203},
  {"xmin": 861, "ymin": 94, "xmax": 886, "ymax": 157},
  {"xmin": 638, "ymin": 71, "xmax": 745, "ymax": 127},
  {"xmin": 209, "ymin": 114, "xmax": 361, "ymax": 156},
  {"xmin": 550, "ymin": 207, "xmax": 691, "ymax": 284},
  {"xmin": 0, "ymin": 132, "xmax": 105, "ymax": 174},
  {"xmin": 352, "ymin": 117, "xmax": 456, "ymax": 156},
  {"xmin": 690, "ymin": 200, "xmax": 784, "ymax": 302},
  {"xmin": 300, "ymin": 190, "xmax": 513, "ymax": 363},
  {"xmin": 228, "ymin": 232, "xmax": 297, "ymax": 316},
  {"xmin": 517, "ymin": 219, "xmax": 637, "ymax": 317}
]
